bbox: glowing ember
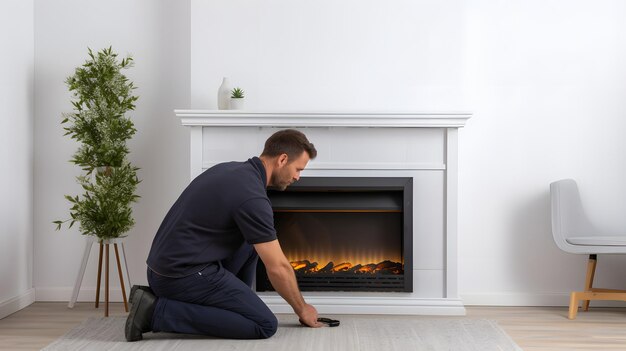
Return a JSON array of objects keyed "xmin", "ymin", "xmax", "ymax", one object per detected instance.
[{"xmin": 289, "ymin": 259, "xmax": 403, "ymax": 274}]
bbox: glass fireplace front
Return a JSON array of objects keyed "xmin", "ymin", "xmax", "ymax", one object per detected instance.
[{"xmin": 256, "ymin": 177, "xmax": 413, "ymax": 292}]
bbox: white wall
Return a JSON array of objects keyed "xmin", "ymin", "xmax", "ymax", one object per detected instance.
[
  {"xmin": 0, "ymin": 0, "xmax": 36, "ymax": 318},
  {"xmin": 459, "ymin": 0, "xmax": 626, "ymax": 305},
  {"xmin": 189, "ymin": 0, "xmax": 626, "ymax": 306},
  {"xmin": 34, "ymin": 0, "xmax": 190, "ymax": 302},
  {"xmin": 29, "ymin": 0, "xmax": 626, "ymax": 307},
  {"xmin": 191, "ymin": 0, "xmax": 468, "ymax": 110}
]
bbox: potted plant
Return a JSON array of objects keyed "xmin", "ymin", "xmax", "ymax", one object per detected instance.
[
  {"xmin": 230, "ymin": 87, "xmax": 245, "ymax": 110},
  {"xmin": 54, "ymin": 47, "xmax": 141, "ymax": 241}
]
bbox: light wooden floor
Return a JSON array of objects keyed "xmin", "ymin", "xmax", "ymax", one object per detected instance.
[{"xmin": 0, "ymin": 302, "xmax": 625, "ymax": 350}]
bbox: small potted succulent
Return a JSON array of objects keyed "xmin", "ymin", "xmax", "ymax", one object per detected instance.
[{"xmin": 230, "ymin": 87, "xmax": 245, "ymax": 110}]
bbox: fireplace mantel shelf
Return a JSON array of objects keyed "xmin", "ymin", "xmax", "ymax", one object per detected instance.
[{"xmin": 175, "ymin": 110, "xmax": 471, "ymax": 128}]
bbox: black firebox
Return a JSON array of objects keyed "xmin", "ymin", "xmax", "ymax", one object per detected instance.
[{"xmin": 256, "ymin": 177, "xmax": 413, "ymax": 292}]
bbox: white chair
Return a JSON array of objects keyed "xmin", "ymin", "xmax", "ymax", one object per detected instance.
[{"xmin": 550, "ymin": 179, "xmax": 626, "ymax": 319}]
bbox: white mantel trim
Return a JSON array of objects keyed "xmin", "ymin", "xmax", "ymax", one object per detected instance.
[{"xmin": 175, "ymin": 110, "xmax": 471, "ymax": 128}]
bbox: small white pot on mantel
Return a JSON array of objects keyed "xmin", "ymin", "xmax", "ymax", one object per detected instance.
[{"xmin": 229, "ymin": 98, "xmax": 245, "ymax": 110}]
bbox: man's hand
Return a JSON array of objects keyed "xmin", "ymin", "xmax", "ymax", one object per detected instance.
[
  {"xmin": 254, "ymin": 240, "xmax": 322, "ymax": 328},
  {"xmin": 297, "ymin": 303, "xmax": 322, "ymax": 328}
]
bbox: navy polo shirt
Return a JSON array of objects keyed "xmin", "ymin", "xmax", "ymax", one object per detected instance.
[{"xmin": 146, "ymin": 157, "xmax": 277, "ymax": 278}]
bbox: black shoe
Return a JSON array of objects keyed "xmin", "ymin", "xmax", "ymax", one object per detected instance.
[
  {"xmin": 125, "ymin": 288, "xmax": 157, "ymax": 342},
  {"xmin": 128, "ymin": 285, "xmax": 153, "ymax": 304}
]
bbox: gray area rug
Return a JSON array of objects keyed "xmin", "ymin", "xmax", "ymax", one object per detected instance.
[{"xmin": 42, "ymin": 315, "xmax": 522, "ymax": 351}]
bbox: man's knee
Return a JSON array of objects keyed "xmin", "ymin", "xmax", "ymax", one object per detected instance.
[{"xmin": 259, "ymin": 314, "xmax": 278, "ymax": 339}]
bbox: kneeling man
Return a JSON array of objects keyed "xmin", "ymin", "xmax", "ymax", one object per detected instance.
[{"xmin": 126, "ymin": 129, "xmax": 320, "ymax": 341}]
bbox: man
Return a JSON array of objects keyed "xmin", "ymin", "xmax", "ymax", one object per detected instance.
[{"xmin": 125, "ymin": 129, "xmax": 320, "ymax": 341}]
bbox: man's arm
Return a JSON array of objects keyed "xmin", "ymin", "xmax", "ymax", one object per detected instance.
[{"xmin": 254, "ymin": 240, "xmax": 321, "ymax": 328}]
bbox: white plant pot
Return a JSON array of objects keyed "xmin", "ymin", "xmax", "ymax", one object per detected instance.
[{"xmin": 230, "ymin": 98, "xmax": 245, "ymax": 110}]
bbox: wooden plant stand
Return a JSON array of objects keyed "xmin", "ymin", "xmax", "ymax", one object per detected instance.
[{"xmin": 68, "ymin": 236, "xmax": 131, "ymax": 317}]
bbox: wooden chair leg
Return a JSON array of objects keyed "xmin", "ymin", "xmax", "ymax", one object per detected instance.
[
  {"xmin": 567, "ymin": 254, "xmax": 626, "ymax": 320},
  {"xmin": 95, "ymin": 242, "xmax": 104, "ymax": 308},
  {"xmin": 105, "ymin": 243, "xmax": 109, "ymax": 317},
  {"xmin": 583, "ymin": 254, "xmax": 597, "ymax": 311},
  {"xmin": 568, "ymin": 292, "xmax": 579, "ymax": 319},
  {"xmin": 114, "ymin": 244, "xmax": 129, "ymax": 312}
]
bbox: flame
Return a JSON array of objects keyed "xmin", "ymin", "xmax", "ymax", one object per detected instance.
[
  {"xmin": 291, "ymin": 262, "xmax": 307, "ymax": 270},
  {"xmin": 358, "ymin": 264, "xmax": 376, "ymax": 273},
  {"xmin": 288, "ymin": 259, "xmax": 403, "ymax": 274},
  {"xmin": 332, "ymin": 262, "xmax": 352, "ymax": 272}
]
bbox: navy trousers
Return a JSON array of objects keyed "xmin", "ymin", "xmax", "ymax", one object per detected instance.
[{"xmin": 147, "ymin": 242, "xmax": 278, "ymax": 339}]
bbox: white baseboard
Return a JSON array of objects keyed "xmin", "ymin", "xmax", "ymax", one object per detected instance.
[
  {"xmin": 34, "ymin": 288, "xmax": 626, "ymax": 309},
  {"xmin": 36, "ymin": 287, "xmax": 128, "ymax": 303},
  {"xmin": 462, "ymin": 292, "xmax": 626, "ymax": 307},
  {"xmin": 0, "ymin": 289, "xmax": 36, "ymax": 319}
]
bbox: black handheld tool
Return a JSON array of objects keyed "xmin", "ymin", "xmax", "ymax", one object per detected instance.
[{"xmin": 317, "ymin": 317, "xmax": 340, "ymax": 327}]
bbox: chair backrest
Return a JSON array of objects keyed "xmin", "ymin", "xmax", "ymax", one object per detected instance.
[{"xmin": 550, "ymin": 179, "xmax": 596, "ymax": 253}]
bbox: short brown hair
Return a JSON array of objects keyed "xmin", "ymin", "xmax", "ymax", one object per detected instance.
[{"xmin": 261, "ymin": 129, "xmax": 317, "ymax": 161}]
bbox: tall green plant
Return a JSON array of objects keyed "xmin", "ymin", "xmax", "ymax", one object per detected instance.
[{"xmin": 54, "ymin": 47, "xmax": 141, "ymax": 240}]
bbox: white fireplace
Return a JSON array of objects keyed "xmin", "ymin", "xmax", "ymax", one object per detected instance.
[{"xmin": 176, "ymin": 110, "xmax": 470, "ymax": 315}]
